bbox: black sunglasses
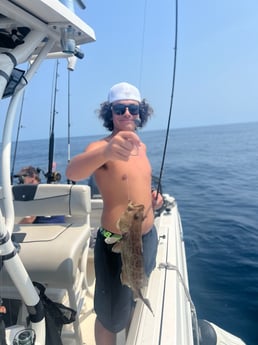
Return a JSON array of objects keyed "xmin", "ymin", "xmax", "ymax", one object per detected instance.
[{"xmin": 112, "ymin": 103, "xmax": 139, "ymax": 116}]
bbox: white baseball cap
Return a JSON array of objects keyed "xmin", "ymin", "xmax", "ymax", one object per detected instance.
[{"xmin": 108, "ymin": 82, "xmax": 141, "ymax": 103}]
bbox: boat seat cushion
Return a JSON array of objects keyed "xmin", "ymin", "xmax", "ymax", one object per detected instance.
[
  {"xmin": 0, "ymin": 184, "xmax": 91, "ymax": 224},
  {"xmin": 6, "ymin": 222, "xmax": 90, "ymax": 287},
  {"xmin": 0, "ymin": 184, "xmax": 91, "ymax": 217}
]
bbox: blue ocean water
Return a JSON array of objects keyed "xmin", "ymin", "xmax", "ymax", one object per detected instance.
[{"xmin": 6, "ymin": 121, "xmax": 258, "ymax": 345}]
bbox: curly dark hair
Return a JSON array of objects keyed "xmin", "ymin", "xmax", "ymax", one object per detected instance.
[{"xmin": 97, "ymin": 99, "xmax": 154, "ymax": 131}]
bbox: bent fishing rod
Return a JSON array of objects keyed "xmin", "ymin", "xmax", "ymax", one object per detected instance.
[{"xmin": 155, "ymin": 0, "xmax": 178, "ymax": 199}]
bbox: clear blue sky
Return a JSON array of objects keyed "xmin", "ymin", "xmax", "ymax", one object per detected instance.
[{"xmin": 1, "ymin": 0, "xmax": 258, "ymax": 141}]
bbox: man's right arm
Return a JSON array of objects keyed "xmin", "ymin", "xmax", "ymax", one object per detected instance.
[
  {"xmin": 66, "ymin": 131, "xmax": 141, "ymax": 181},
  {"xmin": 66, "ymin": 141, "xmax": 108, "ymax": 181}
]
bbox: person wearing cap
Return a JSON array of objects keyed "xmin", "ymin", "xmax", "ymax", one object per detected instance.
[
  {"xmin": 15, "ymin": 166, "xmax": 41, "ymax": 185},
  {"xmin": 15, "ymin": 166, "xmax": 41, "ymax": 224},
  {"xmin": 66, "ymin": 82, "xmax": 163, "ymax": 345},
  {"xmin": 16, "ymin": 166, "xmax": 65, "ymax": 224}
]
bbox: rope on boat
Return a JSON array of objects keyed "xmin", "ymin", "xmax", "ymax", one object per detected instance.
[
  {"xmin": 159, "ymin": 262, "xmax": 200, "ymax": 345},
  {"xmin": 157, "ymin": 199, "xmax": 200, "ymax": 345},
  {"xmin": 159, "ymin": 262, "xmax": 195, "ymax": 310}
]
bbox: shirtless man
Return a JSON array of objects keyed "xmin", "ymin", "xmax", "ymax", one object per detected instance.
[{"xmin": 66, "ymin": 82, "xmax": 163, "ymax": 345}]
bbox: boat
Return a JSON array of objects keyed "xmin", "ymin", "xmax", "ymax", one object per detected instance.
[{"xmin": 0, "ymin": 1, "xmax": 247, "ymax": 344}]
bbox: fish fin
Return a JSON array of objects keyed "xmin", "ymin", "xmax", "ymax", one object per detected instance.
[
  {"xmin": 137, "ymin": 289, "xmax": 154, "ymax": 316},
  {"xmin": 120, "ymin": 272, "xmax": 130, "ymax": 287},
  {"xmin": 116, "ymin": 218, "xmax": 121, "ymax": 231},
  {"xmin": 112, "ymin": 242, "xmax": 121, "ymax": 253}
]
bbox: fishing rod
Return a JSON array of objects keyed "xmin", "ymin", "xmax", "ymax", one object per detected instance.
[
  {"xmin": 10, "ymin": 89, "xmax": 25, "ymax": 184},
  {"xmin": 66, "ymin": 55, "xmax": 78, "ymax": 184},
  {"xmin": 45, "ymin": 55, "xmax": 81, "ymax": 185},
  {"xmin": 67, "ymin": 65, "xmax": 72, "ymax": 184},
  {"xmin": 46, "ymin": 60, "xmax": 61, "ymax": 184},
  {"xmin": 155, "ymin": 0, "xmax": 178, "ymax": 199},
  {"xmin": 46, "ymin": 55, "xmax": 81, "ymax": 184},
  {"xmin": 10, "ymin": 64, "xmax": 30, "ymax": 183}
]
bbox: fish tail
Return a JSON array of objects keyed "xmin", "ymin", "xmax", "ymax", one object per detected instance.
[{"xmin": 138, "ymin": 289, "xmax": 154, "ymax": 316}]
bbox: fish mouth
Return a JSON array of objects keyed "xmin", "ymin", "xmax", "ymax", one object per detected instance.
[{"xmin": 127, "ymin": 202, "xmax": 144, "ymax": 211}]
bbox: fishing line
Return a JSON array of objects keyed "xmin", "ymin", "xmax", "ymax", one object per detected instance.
[
  {"xmin": 138, "ymin": 0, "xmax": 148, "ymax": 89},
  {"xmin": 155, "ymin": 0, "xmax": 178, "ymax": 199}
]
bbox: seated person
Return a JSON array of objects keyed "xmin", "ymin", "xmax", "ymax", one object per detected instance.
[{"xmin": 15, "ymin": 166, "xmax": 65, "ymax": 224}]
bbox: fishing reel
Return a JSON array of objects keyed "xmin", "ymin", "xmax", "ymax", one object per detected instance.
[
  {"xmin": 44, "ymin": 171, "xmax": 62, "ymax": 183},
  {"xmin": 36, "ymin": 167, "xmax": 61, "ymax": 183},
  {"xmin": 26, "ymin": 167, "xmax": 62, "ymax": 183}
]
